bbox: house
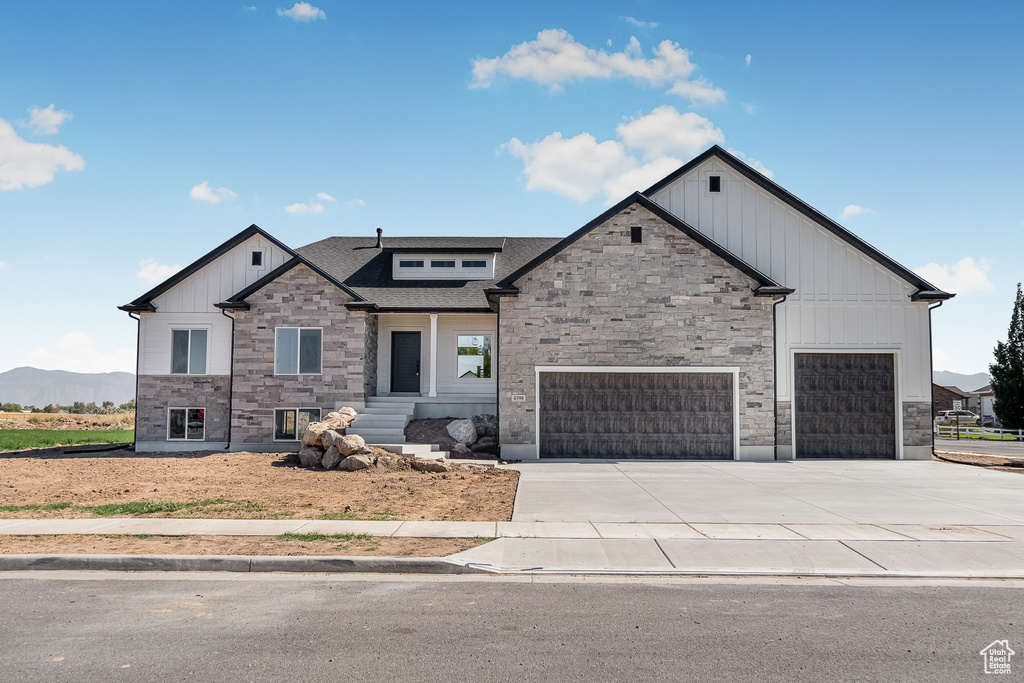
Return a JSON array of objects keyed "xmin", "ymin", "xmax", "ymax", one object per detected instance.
[
  {"xmin": 932, "ymin": 384, "xmax": 973, "ymax": 418},
  {"xmin": 971, "ymin": 384, "xmax": 999, "ymax": 427},
  {"xmin": 120, "ymin": 146, "xmax": 952, "ymax": 460}
]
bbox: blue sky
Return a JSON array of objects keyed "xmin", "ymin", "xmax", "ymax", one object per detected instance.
[{"xmin": 1, "ymin": 0, "xmax": 1021, "ymax": 381}]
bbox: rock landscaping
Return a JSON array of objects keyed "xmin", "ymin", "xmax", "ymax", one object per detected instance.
[{"xmin": 404, "ymin": 414, "xmax": 500, "ymax": 459}]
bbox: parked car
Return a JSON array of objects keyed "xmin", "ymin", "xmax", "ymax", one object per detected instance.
[{"xmin": 935, "ymin": 410, "xmax": 980, "ymax": 426}]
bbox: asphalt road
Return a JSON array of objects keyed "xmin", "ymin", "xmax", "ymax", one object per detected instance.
[
  {"xmin": 935, "ymin": 437, "xmax": 1024, "ymax": 457},
  {"xmin": 0, "ymin": 574, "xmax": 1021, "ymax": 682}
]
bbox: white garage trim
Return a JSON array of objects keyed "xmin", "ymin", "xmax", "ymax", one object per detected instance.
[
  {"xmin": 534, "ymin": 366, "xmax": 741, "ymax": 460},
  {"xmin": 787, "ymin": 349, "xmax": 903, "ymax": 460}
]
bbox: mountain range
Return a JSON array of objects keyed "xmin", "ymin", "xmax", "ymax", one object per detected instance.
[
  {"xmin": 932, "ymin": 370, "xmax": 990, "ymax": 393},
  {"xmin": 0, "ymin": 367, "xmax": 135, "ymax": 407}
]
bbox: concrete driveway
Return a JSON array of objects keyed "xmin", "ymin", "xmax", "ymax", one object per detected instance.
[{"xmin": 506, "ymin": 460, "xmax": 1024, "ymax": 525}]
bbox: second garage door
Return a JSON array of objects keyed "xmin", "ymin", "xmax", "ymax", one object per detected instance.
[
  {"xmin": 538, "ymin": 371, "xmax": 734, "ymax": 459},
  {"xmin": 794, "ymin": 353, "xmax": 896, "ymax": 459}
]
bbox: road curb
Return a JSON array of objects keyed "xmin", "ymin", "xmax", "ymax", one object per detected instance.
[{"xmin": 0, "ymin": 554, "xmax": 491, "ymax": 574}]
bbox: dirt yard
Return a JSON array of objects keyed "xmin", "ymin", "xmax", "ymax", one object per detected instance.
[
  {"xmin": 933, "ymin": 451, "xmax": 1024, "ymax": 474},
  {"xmin": 0, "ymin": 447, "xmax": 518, "ymax": 521},
  {"xmin": 0, "ymin": 412, "xmax": 135, "ymax": 430}
]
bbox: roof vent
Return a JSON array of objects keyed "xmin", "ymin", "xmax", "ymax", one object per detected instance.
[{"xmin": 375, "ymin": 227, "xmax": 383, "ymax": 249}]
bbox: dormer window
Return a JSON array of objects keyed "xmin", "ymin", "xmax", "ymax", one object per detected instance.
[
  {"xmin": 392, "ymin": 253, "xmax": 495, "ymax": 280},
  {"xmin": 399, "ymin": 260, "xmax": 424, "ymax": 268},
  {"xmin": 462, "ymin": 260, "xmax": 486, "ymax": 268},
  {"xmin": 431, "ymin": 260, "xmax": 456, "ymax": 268}
]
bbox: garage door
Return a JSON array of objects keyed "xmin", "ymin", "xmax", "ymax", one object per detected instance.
[
  {"xmin": 538, "ymin": 371, "xmax": 734, "ymax": 459},
  {"xmin": 794, "ymin": 353, "xmax": 896, "ymax": 459}
]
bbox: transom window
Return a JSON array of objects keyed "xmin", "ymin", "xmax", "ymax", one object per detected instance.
[
  {"xmin": 274, "ymin": 408, "xmax": 321, "ymax": 441},
  {"xmin": 462, "ymin": 260, "xmax": 486, "ymax": 268},
  {"xmin": 171, "ymin": 329, "xmax": 207, "ymax": 375},
  {"xmin": 275, "ymin": 327, "xmax": 322, "ymax": 375},
  {"xmin": 457, "ymin": 335, "xmax": 492, "ymax": 379},
  {"xmin": 431, "ymin": 260, "xmax": 456, "ymax": 268},
  {"xmin": 168, "ymin": 407, "xmax": 205, "ymax": 441},
  {"xmin": 399, "ymin": 260, "xmax": 424, "ymax": 268}
]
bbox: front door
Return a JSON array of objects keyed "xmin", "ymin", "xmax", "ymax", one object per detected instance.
[{"xmin": 390, "ymin": 331, "xmax": 421, "ymax": 393}]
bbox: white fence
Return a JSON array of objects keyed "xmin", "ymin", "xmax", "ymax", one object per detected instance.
[{"xmin": 934, "ymin": 424, "xmax": 1024, "ymax": 441}]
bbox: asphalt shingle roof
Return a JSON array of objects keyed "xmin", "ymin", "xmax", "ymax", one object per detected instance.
[{"xmin": 295, "ymin": 235, "xmax": 560, "ymax": 310}]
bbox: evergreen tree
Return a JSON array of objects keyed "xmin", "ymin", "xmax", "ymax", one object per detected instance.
[{"xmin": 990, "ymin": 283, "xmax": 1024, "ymax": 430}]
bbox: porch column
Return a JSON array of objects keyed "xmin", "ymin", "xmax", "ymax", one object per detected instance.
[{"xmin": 428, "ymin": 313, "xmax": 438, "ymax": 397}]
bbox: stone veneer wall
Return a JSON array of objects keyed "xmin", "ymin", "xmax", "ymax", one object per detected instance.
[
  {"xmin": 136, "ymin": 374, "xmax": 230, "ymax": 443},
  {"xmin": 498, "ymin": 203, "xmax": 776, "ymax": 450},
  {"xmin": 776, "ymin": 401, "xmax": 792, "ymax": 446},
  {"xmin": 902, "ymin": 402, "xmax": 932, "ymax": 447},
  {"xmin": 363, "ymin": 313, "xmax": 379, "ymax": 400},
  {"xmin": 230, "ymin": 264, "xmax": 367, "ymax": 444}
]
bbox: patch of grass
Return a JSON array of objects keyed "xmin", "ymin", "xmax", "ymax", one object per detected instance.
[
  {"xmin": 472, "ymin": 536, "xmax": 497, "ymax": 543},
  {"xmin": 277, "ymin": 532, "xmax": 374, "ymax": 543},
  {"xmin": 318, "ymin": 507, "xmax": 397, "ymax": 521},
  {"xmin": 0, "ymin": 429, "xmax": 134, "ymax": 451},
  {"xmin": 80, "ymin": 498, "xmax": 266, "ymax": 517},
  {"xmin": 0, "ymin": 502, "xmax": 73, "ymax": 512}
]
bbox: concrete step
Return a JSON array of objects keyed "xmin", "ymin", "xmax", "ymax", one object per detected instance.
[
  {"xmin": 351, "ymin": 428, "xmax": 407, "ymax": 442},
  {"xmin": 350, "ymin": 415, "xmax": 410, "ymax": 428},
  {"xmin": 364, "ymin": 401, "xmax": 416, "ymax": 412},
  {"xmin": 360, "ymin": 407, "xmax": 415, "ymax": 417},
  {"xmin": 370, "ymin": 443, "xmax": 446, "ymax": 460}
]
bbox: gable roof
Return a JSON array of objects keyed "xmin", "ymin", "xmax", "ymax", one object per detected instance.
[
  {"xmin": 216, "ymin": 255, "xmax": 365, "ymax": 310},
  {"xmin": 935, "ymin": 384, "xmax": 972, "ymax": 398},
  {"xmin": 118, "ymin": 224, "xmax": 296, "ymax": 312},
  {"xmin": 644, "ymin": 145, "xmax": 953, "ymax": 301},
  {"xmin": 493, "ymin": 191, "xmax": 791, "ymax": 296}
]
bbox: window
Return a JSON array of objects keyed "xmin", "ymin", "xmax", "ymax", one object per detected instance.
[
  {"xmin": 251, "ymin": 250, "xmax": 264, "ymax": 267},
  {"xmin": 275, "ymin": 328, "xmax": 322, "ymax": 374},
  {"xmin": 709, "ymin": 175, "xmax": 721, "ymax": 192},
  {"xmin": 399, "ymin": 260, "xmax": 424, "ymax": 268},
  {"xmin": 630, "ymin": 226, "xmax": 642, "ymax": 244},
  {"xmin": 275, "ymin": 408, "xmax": 321, "ymax": 440},
  {"xmin": 457, "ymin": 335, "xmax": 492, "ymax": 379},
  {"xmin": 171, "ymin": 329, "xmax": 207, "ymax": 375},
  {"xmin": 168, "ymin": 408, "xmax": 205, "ymax": 441},
  {"xmin": 461, "ymin": 260, "xmax": 487, "ymax": 268},
  {"xmin": 431, "ymin": 260, "xmax": 456, "ymax": 268}
]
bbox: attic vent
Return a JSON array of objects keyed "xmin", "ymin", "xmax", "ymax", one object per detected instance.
[
  {"xmin": 709, "ymin": 175, "xmax": 722, "ymax": 193},
  {"xmin": 630, "ymin": 226, "xmax": 642, "ymax": 244}
]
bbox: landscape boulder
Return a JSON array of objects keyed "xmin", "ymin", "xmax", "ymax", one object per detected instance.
[
  {"xmin": 298, "ymin": 447, "xmax": 324, "ymax": 468},
  {"xmin": 411, "ymin": 458, "xmax": 450, "ymax": 473},
  {"xmin": 300, "ymin": 423, "xmax": 327, "ymax": 448},
  {"xmin": 321, "ymin": 429, "xmax": 343, "ymax": 450},
  {"xmin": 337, "ymin": 434, "xmax": 369, "ymax": 456},
  {"xmin": 470, "ymin": 413, "xmax": 497, "ymax": 437},
  {"xmin": 448, "ymin": 443, "xmax": 473, "ymax": 459},
  {"xmin": 321, "ymin": 446, "xmax": 343, "ymax": 470},
  {"xmin": 446, "ymin": 419, "xmax": 478, "ymax": 445},
  {"xmin": 375, "ymin": 454, "xmax": 405, "ymax": 470},
  {"xmin": 340, "ymin": 454, "xmax": 373, "ymax": 471}
]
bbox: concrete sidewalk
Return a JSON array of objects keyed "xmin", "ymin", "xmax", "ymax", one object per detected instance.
[{"xmin": 2, "ymin": 518, "xmax": 1024, "ymax": 578}]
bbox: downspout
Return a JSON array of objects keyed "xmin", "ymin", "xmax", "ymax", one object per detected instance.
[
  {"xmin": 129, "ymin": 312, "xmax": 141, "ymax": 450},
  {"xmin": 221, "ymin": 308, "xmax": 236, "ymax": 450},
  {"xmin": 771, "ymin": 294, "xmax": 788, "ymax": 461},
  {"xmin": 928, "ymin": 301, "xmax": 946, "ymax": 462},
  {"xmin": 495, "ymin": 299, "xmax": 501, "ymax": 461}
]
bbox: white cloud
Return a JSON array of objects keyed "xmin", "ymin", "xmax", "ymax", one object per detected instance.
[
  {"xmin": 285, "ymin": 201, "xmax": 326, "ymax": 214},
  {"xmin": 617, "ymin": 105, "xmax": 724, "ymax": 161},
  {"xmin": 470, "ymin": 29, "xmax": 725, "ymax": 105},
  {"xmin": 0, "ymin": 118, "xmax": 84, "ymax": 190},
  {"xmin": 136, "ymin": 258, "xmax": 182, "ymax": 284},
  {"xmin": 314, "ymin": 192, "xmax": 337, "ymax": 202},
  {"xmin": 914, "ymin": 257, "xmax": 994, "ymax": 295},
  {"xmin": 742, "ymin": 102, "xmax": 758, "ymax": 115},
  {"xmin": 29, "ymin": 332, "xmax": 136, "ymax": 374},
  {"xmin": 725, "ymin": 148, "xmax": 773, "ymax": 179},
  {"xmin": 189, "ymin": 181, "xmax": 237, "ymax": 204},
  {"xmin": 745, "ymin": 54, "xmax": 752, "ymax": 66},
  {"xmin": 277, "ymin": 2, "xmax": 325, "ymax": 21},
  {"xmin": 20, "ymin": 104, "xmax": 72, "ymax": 135},
  {"xmin": 839, "ymin": 204, "xmax": 877, "ymax": 220},
  {"xmin": 504, "ymin": 106, "xmax": 767, "ymax": 204},
  {"xmin": 624, "ymin": 17, "xmax": 657, "ymax": 29},
  {"xmin": 346, "ymin": 198, "xmax": 365, "ymax": 208},
  {"xmin": 244, "ymin": 5, "xmax": 258, "ymax": 10},
  {"xmin": 932, "ymin": 346, "xmax": 951, "ymax": 370}
]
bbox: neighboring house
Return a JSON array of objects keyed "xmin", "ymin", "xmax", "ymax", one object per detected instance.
[
  {"xmin": 932, "ymin": 384, "xmax": 973, "ymax": 418},
  {"xmin": 120, "ymin": 146, "xmax": 952, "ymax": 460},
  {"xmin": 971, "ymin": 384, "xmax": 999, "ymax": 427}
]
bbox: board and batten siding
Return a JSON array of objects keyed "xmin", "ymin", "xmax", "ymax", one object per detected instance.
[
  {"xmin": 648, "ymin": 157, "xmax": 933, "ymax": 402},
  {"xmin": 138, "ymin": 235, "xmax": 291, "ymax": 376},
  {"xmin": 376, "ymin": 313, "xmax": 496, "ymax": 396}
]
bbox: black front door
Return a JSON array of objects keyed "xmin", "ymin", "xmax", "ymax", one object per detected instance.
[{"xmin": 390, "ymin": 331, "xmax": 421, "ymax": 393}]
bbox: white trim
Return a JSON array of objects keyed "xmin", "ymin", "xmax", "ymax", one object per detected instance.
[
  {"xmin": 429, "ymin": 314, "xmax": 438, "ymax": 398},
  {"xmin": 273, "ymin": 326, "xmax": 324, "ymax": 376},
  {"xmin": 166, "ymin": 406, "xmax": 206, "ymax": 441},
  {"xmin": 533, "ymin": 366, "xmax": 741, "ymax": 460},
  {"xmin": 789, "ymin": 349, "xmax": 902, "ymax": 460},
  {"xmin": 247, "ymin": 247, "xmax": 267, "ymax": 271},
  {"xmin": 272, "ymin": 407, "xmax": 322, "ymax": 442}
]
